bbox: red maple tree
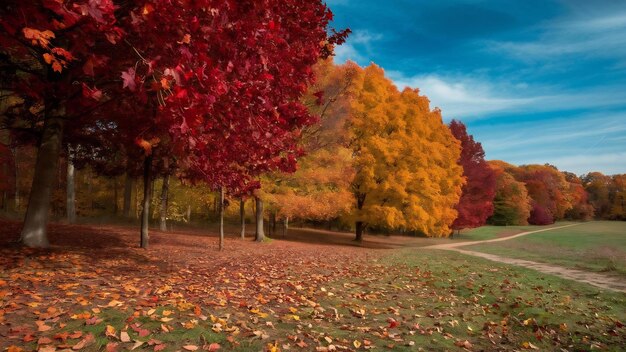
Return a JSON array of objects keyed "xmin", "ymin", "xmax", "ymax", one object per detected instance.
[{"xmin": 449, "ymin": 120, "xmax": 496, "ymax": 232}]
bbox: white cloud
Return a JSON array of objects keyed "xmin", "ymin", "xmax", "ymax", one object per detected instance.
[
  {"xmin": 387, "ymin": 72, "xmax": 533, "ymax": 118},
  {"xmin": 332, "ymin": 30, "xmax": 382, "ymax": 65},
  {"xmin": 386, "ymin": 71, "xmax": 626, "ymax": 120},
  {"xmin": 485, "ymin": 9, "xmax": 626, "ymax": 62},
  {"xmin": 474, "ymin": 112, "xmax": 626, "ymax": 175}
]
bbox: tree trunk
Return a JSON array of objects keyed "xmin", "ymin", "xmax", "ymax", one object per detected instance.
[
  {"xmin": 123, "ymin": 174, "xmax": 133, "ymax": 217},
  {"xmin": 283, "ymin": 217, "xmax": 289, "ymax": 238},
  {"xmin": 271, "ymin": 212, "xmax": 277, "ymax": 235},
  {"xmin": 159, "ymin": 174, "xmax": 170, "ymax": 231},
  {"xmin": 113, "ymin": 177, "xmax": 118, "ymax": 215},
  {"xmin": 150, "ymin": 179, "xmax": 156, "ymax": 219},
  {"xmin": 66, "ymin": 146, "xmax": 76, "ymax": 223},
  {"xmin": 355, "ymin": 221, "xmax": 364, "ymax": 242},
  {"xmin": 135, "ymin": 179, "xmax": 140, "ymax": 219},
  {"xmin": 255, "ymin": 197, "xmax": 265, "ymax": 242},
  {"xmin": 186, "ymin": 204, "xmax": 191, "ymax": 222},
  {"xmin": 20, "ymin": 116, "xmax": 65, "ymax": 248},
  {"xmin": 219, "ymin": 187, "xmax": 224, "ymax": 251},
  {"xmin": 2, "ymin": 158, "xmax": 7, "ymax": 210},
  {"xmin": 140, "ymin": 154, "xmax": 153, "ymax": 249},
  {"xmin": 240, "ymin": 198, "xmax": 245, "ymax": 239},
  {"xmin": 354, "ymin": 193, "xmax": 366, "ymax": 241},
  {"xmin": 12, "ymin": 146, "xmax": 19, "ymax": 211}
]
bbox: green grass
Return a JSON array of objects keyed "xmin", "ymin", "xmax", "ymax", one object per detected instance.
[
  {"xmin": 466, "ymin": 221, "xmax": 626, "ymax": 276},
  {"xmin": 456, "ymin": 222, "xmax": 572, "ymax": 241},
  {"xmin": 305, "ymin": 249, "xmax": 626, "ymax": 351}
]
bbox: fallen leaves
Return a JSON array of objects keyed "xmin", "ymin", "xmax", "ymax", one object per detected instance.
[
  {"xmin": 72, "ymin": 333, "xmax": 95, "ymax": 350},
  {"xmin": 0, "ymin": 220, "xmax": 624, "ymax": 352}
]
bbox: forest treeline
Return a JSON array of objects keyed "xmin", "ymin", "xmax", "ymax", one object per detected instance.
[{"xmin": 1, "ymin": 1, "xmax": 625, "ymax": 250}]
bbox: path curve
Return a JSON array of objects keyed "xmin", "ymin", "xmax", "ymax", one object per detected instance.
[{"xmin": 426, "ymin": 223, "xmax": 626, "ymax": 293}]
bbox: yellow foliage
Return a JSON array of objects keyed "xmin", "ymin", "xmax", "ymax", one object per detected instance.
[{"xmin": 347, "ymin": 64, "xmax": 464, "ymax": 237}]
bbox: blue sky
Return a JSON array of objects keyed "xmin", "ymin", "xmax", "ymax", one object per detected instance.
[{"xmin": 326, "ymin": 0, "xmax": 626, "ymax": 175}]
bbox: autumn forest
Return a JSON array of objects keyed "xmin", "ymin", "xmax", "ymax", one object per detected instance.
[{"xmin": 1, "ymin": 1, "xmax": 625, "ymax": 351}]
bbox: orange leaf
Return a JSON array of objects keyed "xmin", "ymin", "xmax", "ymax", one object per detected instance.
[
  {"xmin": 43, "ymin": 53, "xmax": 54, "ymax": 64},
  {"xmin": 105, "ymin": 325, "xmax": 116, "ymax": 338},
  {"xmin": 72, "ymin": 333, "xmax": 95, "ymax": 350},
  {"xmin": 38, "ymin": 337, "xmax": 53, "ymax": 345},
  {"xmin": 183, "ymin": 345, "xmax": 198, "ymax": 351},
  {"xmin": 52, "ymin": 61, "xmax": 63, "ymax": 73}
]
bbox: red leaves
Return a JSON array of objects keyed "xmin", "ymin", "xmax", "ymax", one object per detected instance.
[
  {"xmin": 81, "ymin": 83, "xmax": 103, "ymax": 101},
  {"xmin": 387, "ymin": 318, "xmax": 399, "ymax": 329},
  {"xmin": 121, "ymin": 67, "xmax": 137, "ymax": 91},
  {"xmin": 449, "ymin": 120, "xmax": 497, "ymax": 230}
]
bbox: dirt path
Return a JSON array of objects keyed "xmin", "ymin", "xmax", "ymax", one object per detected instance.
[{"xmin": 426, "ymin": 223, "xmax": 626, "ymax": 293}]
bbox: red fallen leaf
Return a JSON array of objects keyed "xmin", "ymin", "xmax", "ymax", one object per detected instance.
[
  {"xmin": 206, "ymin": 343, "xmax": 220, "ymax": 351},
  {"xmin": 387, "ymin": 318, "xmax": 399, "ymax": 328},
  {"xmin": 54, "ymin": 332, "xmax": 70, "ymax": 341},
  {"xmin": 146, "ymin": 339, "xmax": 163, "ymax": 346},
  {"xmin": 183, "ymin": 345, "xmax": 198, "ymax": 351},
  {"xmin": 69, "ymin": 331, "xmax": 83, "ymax": 339},
  {"xmin": 138, "ymin": 328, "xmax": 150, "ymax": 337},
  {"xmin": 38, "ymin": 337, "xmax": 53, "ymax": 345},
  {"xmin": 296, "ymin": 341, "xmax": 308, "ymax": 348},
  {"xmin": 85, "ymin": 317, "xmax": 99, "ymax": 325},
  {"xmin": 36, "ymin": 321, "xmax": 52, "ymax": 332},
  {"xmin": 23, "ymin": 334, "xmax": 36, "ymax": 342},
  {"xmin": 154, "ymin": 344, "xmax": 166, "ymax": 351},
  {"xmin": 72, "ymin": 333, "xmax": 95, "ymax": 350},
  {"xmin": 455, "ymin": 340, "xmax": 473, "ymax": 349},
  {"xmin": 106, "ymin": 342, "xmax": 119, "ymax": 352}
]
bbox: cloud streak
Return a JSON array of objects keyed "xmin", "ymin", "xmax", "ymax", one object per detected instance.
[{"xmin": 387, "ymin": 71, "xmax": 626, "ymax": 120}]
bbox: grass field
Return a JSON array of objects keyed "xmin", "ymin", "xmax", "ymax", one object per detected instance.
[
  {"xmin": 1, "ymin": 219, "xmax": 625, "ymax": 351},
  {"xmin": 457, "ymin": 222, "xmax": 572, "ymax": 241},
  {"xmin": 466, "ymin": 221, "xmax": 626, "ymax": 277}
]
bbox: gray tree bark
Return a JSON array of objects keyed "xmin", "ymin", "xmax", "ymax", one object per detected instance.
[
  {"xmin": 255, "ymin": 197, "xmax": 265, "ymax": 242},
  {"xmin": 20, "ymin": 116, "xmax": 65, "ymax": 248},
  {"xmin": 66, "ymin": 146, "xmax": 76, "ymax": 223},
  {"xmin": 283, "ymin": 217, "xmax": 289, "ymax": 237},
  {"xmin": 159, "ymin": 174, "xmax": 170, "ymax": 231},
  {"xmin": 12, "ymin": 146, "xmax": 19, "ymax": 211},
  {"xmin": 219, "ymin": 187, "xmax": 225, "ymax": 251},
  {"xmin": 123, "ymin": 174, "xmax": 133, "ymax": 217},
  {"xmin": 112, "ymin": 177, "xmax": 118, "ymax": 215},
  {"xmin": 140, "ymin": 155, "xmax": 153, "ymax": 249},
  {"xmin": 240, "ymin": 198, "xmax": 245, "ymax": 239}
]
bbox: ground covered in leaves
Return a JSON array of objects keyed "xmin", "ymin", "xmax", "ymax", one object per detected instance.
[{"xmin": 0, "ymin": 219, "xmax": 624, "ymax": 351}]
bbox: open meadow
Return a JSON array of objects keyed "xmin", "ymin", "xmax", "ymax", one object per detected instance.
[
  {"xmin": 1, "ymin": 219, "xmax": 625, "ymax": 351},
  {"xmin": 465, "ymin": 222, "xmax": 626, "ymax": 278}
]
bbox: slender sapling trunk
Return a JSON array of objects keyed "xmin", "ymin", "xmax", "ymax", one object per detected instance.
[
  {"xmin": 255, "ymin": 197, "xmax": 265, "ymax": 242},
  {"xmin": 140, "ymin": 154, "xmax": 153, "ymax": 249},
  {"xmin": 159, "ymin": 174, "xmax": 170, "ymax": 231}
]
